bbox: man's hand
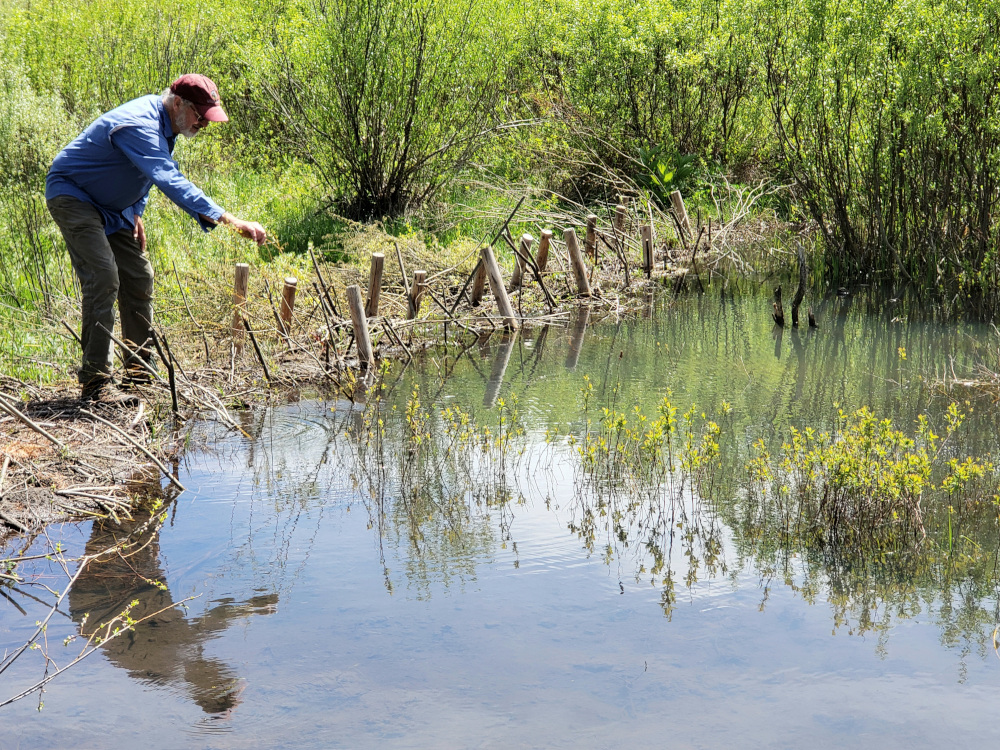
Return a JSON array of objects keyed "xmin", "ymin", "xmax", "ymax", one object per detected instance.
[
  {"xmin": 220, "ymin": 213, "xmax": 267, "ymax": 246},
  {"xmin": 132, "ymin": 215, "xmax": 147, "ymax": 252}
]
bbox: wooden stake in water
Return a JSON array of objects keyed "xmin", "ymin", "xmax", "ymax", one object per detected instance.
[
  {"xmin": 640, "ymin": 225, "xmax": 654, "ymax": 277},
  {"xmin": 670, "ymin": 190, "xmax": 692, "ymax": 240},
  {"xmin": 565, "ymin": 307, "xmax": 590, "ymax": 370},
  {"xmin": 614, "ymin": 205, "xmax": 627, "ymax": 237},
  {"xmin": 480, "ymin": 245, "xmax": 519, "ymax": 329},
  {"xmin": 231, "ymin": 263, "xmax": 250, "ymax": 350},
  {"xmin": 346, "ymin": 284, "xmax": 374, "ymax": 367},
  {"xmin": 484, "ymin": 332, "xmax": 517, "ymax": 407},
  {"xmin": 366, "ymin": 252, "xmax": 384, "ymax": 318},
  {"xmin": 408, "ymin": 270, "xmax": 427, "ymax": 320},
  {"xmin": 585, "ymin": 214, "xmax": 599, "ymax": 260},
  {"xmin": 536, "ymin": 229, "xmax": 553, "ymax": 272},
  {"xmin": 564, "ymin": 227, "xmax": 592, "ymax": 297},
  {"xmin": 510, "ymin": 233, "xmax": 534, "ymax": 289},
  {"xmin": 470, "ymin": 260, "xmax": 488, "ymax": 306},
  {"xmin": 279, "ymin": 277, "xmax": 297, "ymax": 337}
]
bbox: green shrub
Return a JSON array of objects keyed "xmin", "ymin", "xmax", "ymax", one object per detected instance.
[
  {"xmin": 745, "ymin": 404, "xmax": 998, "ymax": 551},
  {"xmin": 530, "ymin": 0, "xmax": 769, "ymax": 187},
  {"xmin": 0, "ymin": 51, "xmax": 76, "ymax": 306},
  {"xmin": 755, "ymin": 0, "xmax": 1000, "ymax": 306},
  {"xmin": 260, "ymin": 0, "xmax": 517, "ymax": 219}
]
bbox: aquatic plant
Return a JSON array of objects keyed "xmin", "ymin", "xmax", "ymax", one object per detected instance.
[
  {"xmin": 744, "ymin": 404, "xmax": 999, "ymax": 552},
  {"xmin": 341, "ymin": 368, "xmax": 999, "ymax": 645},
  {"xmin": 343, "ymin": 378, "xmax": 532, "ymax": 594},
  {"xmin": 572, "ymin": 376, "xmax": 726, "ymax": 498}
]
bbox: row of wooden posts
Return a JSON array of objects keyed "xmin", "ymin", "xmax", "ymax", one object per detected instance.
[{"xmin": 228, "ymin": 194, "xmax": 697, "ymax": 371}]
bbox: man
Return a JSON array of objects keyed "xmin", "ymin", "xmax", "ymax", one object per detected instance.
[{"xmin": 46, "ymin": 74, "xmax": 266, "ymax": 405}]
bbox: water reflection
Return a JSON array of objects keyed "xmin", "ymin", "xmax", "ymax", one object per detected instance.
[
  {"xmin": 484, "ymin": 332, "xmax": 517, "ymax": 407},
  {"xmin": 308, "ymin": 282, "xmax": 1000, "ymax": 660},
  {"xmin": 8, "ymin": 283, "xmax": 1000, "ymax": 747},
  {"xmin": 565, "ymin": 307, "xmax": 590, "ymax": 370},
  {"xmin": 68, "ymin": 510, "xmax": 278, "ymax": 715}
]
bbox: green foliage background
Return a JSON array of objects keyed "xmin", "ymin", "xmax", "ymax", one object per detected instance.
[{"xmin": 2, "ymin": 0, "xmax": 1000, "ymax": 321}]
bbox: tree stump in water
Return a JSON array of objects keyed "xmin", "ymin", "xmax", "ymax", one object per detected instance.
[
  {"xmin": 772, "ymin": 286, "xmax": 785, "ymax": 327},
  {"xmin": 791, "ymin": 244, "xmax": 806, "ymax": 327}
]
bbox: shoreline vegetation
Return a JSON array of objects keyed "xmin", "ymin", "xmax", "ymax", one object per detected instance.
[
  {"xmin": 0, "ymin": 189, "xmax": 754, "ymax": 534},
  {"xmin": 2, "ymin": 0, "xmax": 1000, "ymax": 687}
]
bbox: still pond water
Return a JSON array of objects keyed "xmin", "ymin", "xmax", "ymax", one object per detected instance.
[{"xmin": 3, "ymin": 282, "xmax": 1000, "ymax": 748}]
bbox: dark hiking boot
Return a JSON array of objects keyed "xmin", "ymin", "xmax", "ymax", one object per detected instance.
[{"xmin": 81, "ymin": 378, "xmax": 140, "ymax": 407}]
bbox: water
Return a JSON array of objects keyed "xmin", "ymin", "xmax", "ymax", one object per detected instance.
[{"xmin": 3, "ymin": 283, "xmax": 1000, "ymax": 748}]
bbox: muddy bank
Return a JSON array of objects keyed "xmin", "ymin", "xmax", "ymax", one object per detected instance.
[{"xmin": 0, "ymin": 377, "xmax": 180, "ymax": 540}]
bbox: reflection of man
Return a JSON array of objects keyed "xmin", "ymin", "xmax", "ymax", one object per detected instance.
[
  {"xmin": 46, "ymin": 74, "xmax": 267, "ymax": 405},
  {"xmin": 68, "ymin": 514, "xmax": 277, "ymax": 715}
]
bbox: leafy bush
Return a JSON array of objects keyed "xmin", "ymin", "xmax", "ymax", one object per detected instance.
[
  {"xmin": 745, "ymin": 404, "xmax": 997, "ymax": 551},
  {"xmin": 262, "ymin": 0, "xmax": 516, "ymax": 219},
  {"xmin": 0, "ymin": 57, "xmax": 73, "ymax": 190},
  {"xmin": 532, "ymin": 0, "xmax": 768, "ymax": 182},
  {"xmin": 755, "ymin": 0, "xmax": 1000, "ymax": 305},
  {"xmin": 0, "ymin": 51, "xmax": 76, "ymax": 305}
]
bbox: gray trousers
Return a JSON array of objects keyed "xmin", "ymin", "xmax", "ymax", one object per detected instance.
[{"xmin": 47, "ymin": 195, "xmax": 154, "ymax": 384}]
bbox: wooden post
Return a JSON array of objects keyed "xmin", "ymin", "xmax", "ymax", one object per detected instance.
[
  {"xmin": 670, "ymin": 190, "xmax": 692, "ymax": 240},
  {"xmin": 614, "ymin": 205, "xmax": 628, "ymax": 265},
  {"xmin": 565, "ymin": 307, "xmax": 590, "ymax": 370},
  {"xmin": 536, "ymin": 229, "xmax": 553, "ymax": 272},
  {"xmin": 643, "ymin": 291, "xmax": 655, "ymax": 319},
  {"xmin": 366, "ymin": 252, "xmax": 384, "ymax": 318},
  {"xmin": 640, "ymin": 225, "xmax": 654, "ymax": 277},
  {"xmin": 480, "ymin": 245, "xmax": 519, "ymax": 330},
  {"xmin": 585, "ymin": 214, "xmax": 598, "ymax": 259},
  {"xmin": 470, "ymin": 260, "xmax": 488, "ymax": 306},
  {"xmin": 614, "ymin": 205, "xmax": 627, "ymax": 236},
  {"xmin": 564, "ymin": 227, "xmax": 592, "ymax": 297},
  {"xmin": 407, "ymin": 270, "xmax": 427, "ymax": 319},
  {"xmin": 346, "ymin": 284, "xmax": 374, "ymax": 367},
  {"xmin": 279, "ymin": 277, "xmax": 297, "ymax": 336},
  {"xmin": 483, "ymin": 332, "xmax": 517, "ymax": 407},
  {"xmin": 231, "ymin": 263, "xmax": 250, "ymax": 348},
  {"xmin": 510, "ymin": 233, "xmax": 534, "ymax": 289}
]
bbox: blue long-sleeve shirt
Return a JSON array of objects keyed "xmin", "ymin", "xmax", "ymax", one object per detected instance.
[{"xmin": 46, "ymin": 94, "xmax": 224, "ymax": 236}]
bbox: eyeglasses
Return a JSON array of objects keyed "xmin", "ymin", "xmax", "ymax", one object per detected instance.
[{"xmin": 187, "ymin": 101, "xmax": 210, "ymax": 126}]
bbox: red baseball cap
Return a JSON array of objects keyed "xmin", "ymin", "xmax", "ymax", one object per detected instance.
[{"xmin": 169, "ymin": 74, "xmax": 229, "ymax": 122}]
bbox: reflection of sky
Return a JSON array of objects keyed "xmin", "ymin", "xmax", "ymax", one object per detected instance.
[{"xmin": 3, "ymin": 285, "xmax": 1000, "ymax": 747}]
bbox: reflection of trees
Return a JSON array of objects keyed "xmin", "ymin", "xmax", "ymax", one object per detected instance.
[
  {"xmin": 68, "ymin": 511, "xmax": 278, "ymax": 715},
  {"xmin": 334, "ymin": 328, "xmax": 1000, "ymax": 661},
  {"xmin": 563, "ymin": 407, "xmax": 1000, "ymax": 658},
  {"xmin": 567, "ymin": 476, "xmax": 726, "ymax": 620},
  {"xmin": 219, "ymin": 295, "xmax": 1000, "ymax": 664},
  {"xmin": 333, "ymin": 381, "xmax": 526, "ymax": 598},
  {"xmin": 725, "ymin": 522, "xmax": 1000, "ymax": 668}
]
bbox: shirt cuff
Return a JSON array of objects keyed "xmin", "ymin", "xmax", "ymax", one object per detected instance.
[{"xmin": 196, "ymin": 207, "xmax": 226, "ymax": 232}]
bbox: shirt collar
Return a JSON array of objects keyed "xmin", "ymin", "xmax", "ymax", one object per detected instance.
[{"xmin": 157, "ymin": 97, "xmax": 176, "ymax": 139}]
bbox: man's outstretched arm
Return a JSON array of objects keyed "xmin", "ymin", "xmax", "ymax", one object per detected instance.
[
  {"xmin": 113, "ymin": 125, "xmax": 267, "ymax": 245},
  {"xmin": 201, "ymin": 212, "xmax": 267, "ymax": 246}
]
